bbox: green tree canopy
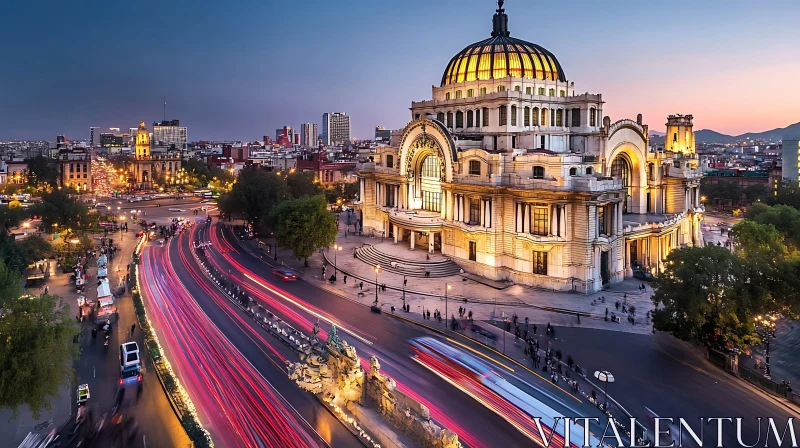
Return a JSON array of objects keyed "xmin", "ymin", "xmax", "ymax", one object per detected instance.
[
  {"xmin": 218, "ymin": 168, "xmax": 288, "ymax": 232},
  {"xmin": 743, "ymin": 203, "xmax": 800, "ymax": 248},
  {"xmin": 25, "ymin": 155, "xmax": 59, "ymax": 187},
  {"xmin": 0, "ymin": 205, "xmax": 26, "ymax": 230},
  {"xmin": 651, "ymin": 246, "xmax": 761, "ymax": 350},
  {"xmin": 184, "ymin": 158, "xmax": 232, "ymax": 187},
  {"xmin": 271, "ymin": 195, "xmax": 337, "ymax": 266},
  {"xmin": 729, "ymin": 220, "xmax": 786, "ymax": 261},
  {"xmin": 31, "ymin": 188, "xmax": 87, "ymax": 232},
  {"xmin": 286, "ymin": 171, "xmax": 322, "ymax": 199}
]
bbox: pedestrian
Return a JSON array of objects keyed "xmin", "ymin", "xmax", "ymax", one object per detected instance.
[
  {"xmin": 524, "ymin": 316, "xmax": 529, "ymax": 331},
  {"xmin": 359, "ymin": 282, "xmax": 363, "ymax": 290},
  {"xmin": 343, "ymin": 275, "xmax": 347, "ymax": 284},
  {"xmin": 615, "ymin": 301, "xmax": 620, "ymax": 310},
  {"xmin": 787, "ymin": 382, "xmax": 793, "ymax": 396},
  {"xmin": 130, "ymin": 323, "xmax": 136, "ymax": 336},
  {"xmin": 468, "ymin": 310, "xmax": 473, "ymax": 322},
  {"xmin": 641, "ymin": 283, "xmax": 646, "ymax": 292},
  {"xmin": 532, "ymin": 324, "xmax": 537, "ymax": 335},
  {"xmin": 91, "ymin": 327, "xmax": 97, "ymax": 339},
  {"xmin": 426, "ymin": 310, "xmax": 430, "ymax": 320}
]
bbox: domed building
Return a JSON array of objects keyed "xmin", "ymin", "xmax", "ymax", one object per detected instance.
[{"xmin": 355, "ymin": 2, "xmax": 704, "ymax": 292}]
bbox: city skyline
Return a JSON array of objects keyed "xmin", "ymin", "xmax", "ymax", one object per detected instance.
[{"xmin": 2, "ymin": 0, "xmax": 799, "ymax": 141}]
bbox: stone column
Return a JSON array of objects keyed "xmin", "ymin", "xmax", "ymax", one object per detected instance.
[
  {"xmin": 524, "ymin": 204, "xmax": 531, "ymax": 233},
  {"xmin": 480, "ymin": 199, "xmax": 485, "ymax": 227},
  {"xmin": 360, "ymin": 178, "xmax": 365, "ymax": 202},
  {"xmin": 393, "ymin": 225, "xmax": 399, "ymax": 244},
  {"xmin": 550, "ymin": 205, "xmax": 557, "ymax": 236},
  {"xmin": 429, "ymin": 231, "xmax": 435, "ymax": 253},
  {"xmin": 394, "ymin": 185, "xmax": 399, "ymax": 208},
  {"xmin": 410, "ymin": 231, "xmax": 415, "ymax": 250}
]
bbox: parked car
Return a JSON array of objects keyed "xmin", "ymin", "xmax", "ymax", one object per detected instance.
[
  {"xmin": 632, "ymin": 268, "xmax": 655, "ymax": 281},
  {"xmin": 272, "ymin": 269, "xmax": 297, "ymax": 281}
]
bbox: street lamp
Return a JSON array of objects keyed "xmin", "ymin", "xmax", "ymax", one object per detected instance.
[
  {"xmin": 755, "ymin": 314, "xmax": 777, "ymax": 378},
  {"xmin": 333, "ymin": 244, "xmax": 342, "ymax": 280},
  {"xmin": 445, "ymin": 283, "xmax": 451, "ymax": 328},
  {"xmin": 374, "ymin": 264, "xmax": 380, "ymax": 306},
  {"xmin": 593, "ymin": 370, "xmax": 615, "ymax": 411},
  {"xmin": 402, "ymin": 275, "xmax": 407, "ymax": 310}
]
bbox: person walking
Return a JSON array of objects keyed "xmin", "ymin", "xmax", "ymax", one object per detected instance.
[
  {"xmin": 532, "ymin": 323, "xmax": 537, "ymax": 335},
  {"xmin": 359, "ymin": 282, "xmax": 363, "ymax": 290},
  {"xmin": 130, "ymin": 323, "xmax": 136, "ymax": 337},
  {"xmin": 343, "ymin": 275, "xmax": 347, "ymax": 284},
  {"xmin": 468, "ymin": 310, "xmax": 473, "ymax": 322}
]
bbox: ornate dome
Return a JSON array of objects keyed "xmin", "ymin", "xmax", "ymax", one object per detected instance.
[{"xmin": 440, "ymin": 2, "xmax": 566, "ymax": 87}]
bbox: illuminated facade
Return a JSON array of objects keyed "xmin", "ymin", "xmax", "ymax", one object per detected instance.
[
  {"xmin": 355, "ymin": 4, "xmax": 704, "ymax": 292},
  {"xmin": 58, "ymin": 148, "xmax": 93, "ymax": 192},
  {"xmin": 129, "ymin": 120, "xmax": 181, "ymax": 190}
]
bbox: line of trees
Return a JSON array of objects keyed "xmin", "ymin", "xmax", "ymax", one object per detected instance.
[
  {"xmin": 652, "ymin": 202, "xmax": 800, "ymax": 350},
  {"xmin": 218, "ymin": 168, "xmax": 342, "ymax": 266}
]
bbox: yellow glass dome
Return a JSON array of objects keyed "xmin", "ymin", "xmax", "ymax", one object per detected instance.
[{"xmin": 440, "ymin": 4, "xmax": 565, "ymax": 87}]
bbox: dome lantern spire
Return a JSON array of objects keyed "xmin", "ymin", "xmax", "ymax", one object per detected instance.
[{"xmin": 491, "ymin": 0, "xmax": 509, "ymax": 37}]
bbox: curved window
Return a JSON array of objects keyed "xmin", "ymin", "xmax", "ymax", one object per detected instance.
[
  {"xmin": 420, "ymin": 155, "xmax": 441, "ymax": 179},
  {"xmin": 456, "ymin": 111, "xmax": 464, "ymax": 128},
  {"xmin": 469, "ymin": 160, "xmax": 481, "ymax": 175},
  {"xmin": 533, "ymin": 166, "xmax": 545, "ymax": 179},
  {"xmin": 569, "ymin": 167, "xmax": 577, "ymax": 176},
  {"xmin": 541, "ymin": 108, "xmax": 548, "ymax": 126},
  {"xmin": 510, "ymin": 106, "xmax": 517, "ymax": 126},
  {"xmin": 467, "ymin": 110, "xmax": 474, "ymax": 128},
  {"xmin": 386, "ymin": 155, "xmax": 394, "ymax": 168},
  {"xmin": 455, "ymin": 90, "xmax": 462, "ymax": 99},
  {"xmin": 524, "ymin": 107, "xmax": 531, "ymax": 126},
  {"xmin": 556, "ymin": 109, "xmax": 563, "ymax": 127},
  {"xmin": 514, "ymin": 85, "xmax": 521, "ymax": 92},
  {"xmin": 548, "ymin": 88, "xmax": 555, "ymax": 96},
  {"xmin": 445, "ymin": 92, "xmax": 451, "ymax": 100},
  {"xmin": 611, "ymin": 154, "xmax": 633, "ymax": 213},
  {"xmin": 532, "ymin": 107, "xmax": 539, "ymax": 126}
]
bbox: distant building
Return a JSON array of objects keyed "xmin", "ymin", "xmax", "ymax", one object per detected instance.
[
  {"xmin": 375, "ymin": 126, "xmax": 391, "ymax": 144},
  {"xmin": 128, "ymin": 120, "xmax": 181, "ymax": 190},
  {"xmin": 58, "ymin": 148, "xmax": 93, "ymax": 192},
  {"xmin": 90, "ymin": 127, "xmax": 101, "ymax": 147},
  {"xmin": 322, "ymin": 112, "xmax": 351, "ymax": 146},
  {"xmin": 276, "ymin": 126, "xmax": 295, "ymax": 147},
  {"xmin": 781, "ymin": 138, "xmax": 800, "ymax": 182},
  {"xmin": 300, "ymin": 123, "xmax": 318, "ymax": 147},
  {"xmin": 152, "ymin": 120, "xmax": 187, "ymax": 152}
]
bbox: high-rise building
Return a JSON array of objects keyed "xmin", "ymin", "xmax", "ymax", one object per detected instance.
[
  {"xmin": 300, "ymin": 123, "xmax": 318, "ymax": 147},
  {"xmin": 375, "ymin": 126, "xmax": 391, "ymax": 143},
  {"xmin": 90, "ymin": 127, "xmax": 101, "ymax": 147},
  {"xmin": 322, "ymin": 112, "xmax": 351, "ymax": 146},
  {"xmin": 152, "ymin": 120, "xmax": 187, "ymax": 152},
  {"xmin": 781, "ymin": 138, "xmax": 800, "ymax": 182}
]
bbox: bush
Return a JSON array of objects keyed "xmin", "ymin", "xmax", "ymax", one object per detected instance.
[
  {"xmin": 163, "ymin": 374, "xmax": 177, "ymax": 393},
  {"xmin": 183, "ymin": 417, "xmax": 213, "ymax": 448}
]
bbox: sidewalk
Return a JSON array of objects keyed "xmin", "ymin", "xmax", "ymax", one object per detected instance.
[{"xmin": 248, "ymin": 214, "xmax": 654, "ymax": 335}]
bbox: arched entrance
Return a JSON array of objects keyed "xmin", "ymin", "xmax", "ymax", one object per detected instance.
[
  {"xmin": 417, "ymin": 155, "xmax": 442, "ymax": 213},
  {"xmin": 611, "ymin": 154, "xmax": 632, "ymax": 213}
]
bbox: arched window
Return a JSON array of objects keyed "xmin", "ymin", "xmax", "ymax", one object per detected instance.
[
  {"xmin": 533, "ymin": 166, "xmax": 545, "ymax": 179},
  {"xmin": 497, "ymin": 85, "xmax": 506, "ymax": 92},
  {"xmin": 586, "ymin": 167, "xmax": 593, "ymax": 175},
  {"xmin": 455, "ymin": 90, "xmax": 462, "ymax": 99},
  {"xmin": 555, "ymin": 109, "xmax": 563, "ymax": 127},
  {"xmin": 482, "ymin": 107, "xmax": 489, "ymax": 126},
  {"xmin": 524, "ymin": 107, "xmax": 530, "ymax": 126},
  {"xmin": 386, "ymin": 155, "xmax": 394, "ymax": 168},
  {"xmin": 611, "ymin": 154, "xmax": 633, "ymax": 213},
  {"xmin": 469, "ymin": 160, "xmax": 481, "ymax": 175},
  {"xmin": 548, "ymin": 88, "xmax": 555, "ymax": 96},
  {"xmin": 420, "ymin": 155, "xmax": 441, "ymax": 179},
  {"xmin": 445, "ymin": 92, "xmax": 451, "ymax": 100},
  {"xmin": 447, "ymin": 112, "xmax": 453, "ymax": 128},
  {"xmin": 467, "ymin": 89, "xmax": 474, "ymax": 97},
  {"xmin": 499, "ymin": 106, "xmax": 507, "ymax": 126},
  {"xmin": 648, "ymin": 163, "xmax": 655, "ymax": 181},
  {"xmin": 514, "ymin": 85, "xmax": 521, "ymax": 91},
  {"xmin": 541, "ymin": 108, "xmax": 548, "ymax": 126},
  {"xmin": 569, "ymin": 167, "xmax": 577, "ymax": 176},
  {"xmin": 532, "ymin": 107, "xmax": 539, "ymax": 126},
  {"xmin": 437, "ymin": 112, "xmax": 445, "ymax": 123},
  {"xmin": 525, "ymin": 87, "xmax": 532, "ymax": 95},
  {"xmin": 559, "ymin": 90, "xmax": 566, "ymax": 97},
  {"xmin": 510, "ymin": 106, "xmax": 517, "ymax": 126},
  {"xmin": 456, "ymin": 111, "xmax": 464, "ymax": 128},
  {"xmin": 467, "ymin": 110, "xmax": 474, "ymax": 127}
]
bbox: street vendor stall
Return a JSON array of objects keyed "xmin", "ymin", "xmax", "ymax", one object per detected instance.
[{"xmin": 94, "ymin": 278, "xmax": 117, "ymax": 323}]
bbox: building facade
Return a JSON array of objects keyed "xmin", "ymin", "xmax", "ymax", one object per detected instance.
[
  {"xmin": 355, "ymin": 4, "xmax": 704, "ymax": 292},
  {"xmin": 301, "ymin": 123, "xmax": 319, "ymax": 147},
  {"xmin": 58, "ymin": 148, "xmax": 93, "ymax": 192},
  {"xmin": 322, "ymin": 112, "xmax": 351, "ymax": 146},
  {"xmin": 781, "ymin": 139, "xmax": 800, "ymax": 183},
  {"xmin": 152, "ymin": 120, "xmax": 187, "ymax": 152},
  {"xmin": 128, "ymin": 121, "xmax": 181, "ymax": 190}
]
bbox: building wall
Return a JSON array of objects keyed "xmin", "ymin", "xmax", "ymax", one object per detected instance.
[{"xmin": 782, "ymin": 139, "xmax": 800, "ymax": 182}]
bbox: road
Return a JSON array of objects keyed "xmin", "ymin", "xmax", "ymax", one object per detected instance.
[{"xmin": 188, "ymin": 221, "xmax": 609, "ymax": 447}]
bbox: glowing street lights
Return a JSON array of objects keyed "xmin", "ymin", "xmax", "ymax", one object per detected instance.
[
  {"xmin": 374, "ymin": 264, "xmax": 380, "ymax": 306},
  {"xmin": 755, "ymin": 314, "xmax": 778, "ymax": 378},
  {"xmin": 445, "ymin": 283, "xmax": 452, "ymax": 328},
  {"xmin": 333, "ymin": 244, "xmax": 342, "ymax": 280}
]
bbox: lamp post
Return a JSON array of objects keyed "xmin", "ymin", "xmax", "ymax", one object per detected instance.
[
  {"xmin": 755, "ymin": 314, "xmax": 777, "ymax": 378},
  {"xmin": 593, "ymin": 370, "xmax": 615, "ymax": 411},
  {"xmin": 374, "ymin": 265, "xmax": 381, "ymax": 306},
  {"xmin": 445, "ymin": 283, "xmax": 451, "ymax": 328},
  {"xmin": 402, "ymin": 275, "xmax": 407, "ymax": 310},
  {"xmin": 333, "ymin": 244, "xmax": 342, "ymax": 280}
]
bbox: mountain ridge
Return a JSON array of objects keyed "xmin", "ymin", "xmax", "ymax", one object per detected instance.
[{"xmin": 649, "ymin": 121, "xmax": 800, "ymax": 145}]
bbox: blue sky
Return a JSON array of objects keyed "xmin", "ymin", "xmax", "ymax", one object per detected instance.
[{"xmin": 2, "ymin": 0, "xmax": 799, "ymax": 141}]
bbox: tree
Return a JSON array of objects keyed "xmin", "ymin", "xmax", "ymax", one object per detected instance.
[
  {"xmin": 729, "ymin": 220, "xmax": 786, "ymax": 261},
  {"xmin": 0, "ymin": 257, "xmax": 22, "ymax": 302},
  {"xmin": 32, "ymin": 188, "xmax": 86, "ymax": 232},
  {"xmin": 18, "ymin": 234, "xmax": 55, "ymax": 263},
  {"xmin": 218, "ymin": 168, "xmax": 288, "ymax": 232},
  {"xmin": 0, "ymin": 205, "xmax": 26, "ymax": 230},
  {"xmin": 0, "ymin": 280, "xmax": 80, "ymax": 419},
  {"xmin": 286, "ymin": 171, "xmax": 321, "ymax": 199},
  {"xmin": 271, "ymin": 195, "xmax": 337, "ymax": 266},
  {"xmin": 743, "ymin": 204, "xmax": 800, "ymax": 248},
  {"xmin": 651, "ymin": 246, "xmax": 761, "ymax": 350},
  {"xmin": 25, "ymin": 155, "xmax": 59, "ymax": 187}
]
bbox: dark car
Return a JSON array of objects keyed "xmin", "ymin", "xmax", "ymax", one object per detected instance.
[
  {"xmin": 633, "ymin": 268, "xmax": 655, "ymax": 282},
  {"xmin": 272, "ymin": 269, "xmax": 297, "ymax": 281}
]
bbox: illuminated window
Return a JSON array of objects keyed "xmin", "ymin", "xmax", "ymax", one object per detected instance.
[
  {"xmin": 526, "ymin": 87, "xmax": 532, "ymax": 95},
  {"xmin": 590, "ymin": 108, "xmax": 597, "ymax": 126},
  {"xmin": 480, "ymin": 87, "xmax": 487, "ymax": 95},
  {"xmin": 492, "ymin": 48, "xmax": 507, "ymax": 79},
  {"xmin": 532, "ymin": 107, "xmax": 539, "ymax": 126},
  {"xmin": 456, "ymin": 57, "xmax": 468, "ymax": 83},
  {"xmin": 559, "ymin": 90, "xmax": 566, "ymax": 97},
  {"xmin": 467, "ymin": 110, "xmax": 474, "ymax": 127},
  {"xmin": 456, "ymin": 111, "xmax": 464, "ymax": 128},
  {"xmin": 420, "ymin": 155, "xmax": 441, "ymax": 178},
  {"xmin": 508, "ymin": 52, "xmax": 522, "ymax": 77},
  {"xmin": 445, "ymin": 92, "xmax": 451, "ymax": 100},
  {"xmin": 549, "ymin": 88, "xmax": 555, "ymax": 96},
  {"xmin": 466, "ymin": 55, "xmax": 479, "ymax": 82},
  {"xmin": 598, "ymin": 206, "xmax": 606, "ymax": 235},
  {"xmin": 511, "ymin": 106, "xmax": 517, "ymax": 126},
  {"xmin": 422, "ymin": 191, "xmax": 441, "ymax": 212},
  {"xmin": 556, "ymin": 109, "xmax": 563, "ymax": 127},
  {"xmin": 499, "ymin": 106, "xmax": 507, "ymax": 126},
  {"xmin": 541, "ymin": 108, "xmax": 548, "ymax": 126},
  {"xmin": 469, "ymin": 160, "xmax": 481, "ymax": 175},
  {"xmin": 386, "ymin": 155, "xmax": 393, "ymax": 168},
  {"xmin": 531, "ymin": 206, "xmax": 549, "ymax": 235},
  {"xmin": 455, "ymin": 90, "xmax": 462, "ymax": 99},
  {"xmin": 532, "ymin": 251, "xmax": 547, "ymax": 275},
  {"xmin": 514, "ymin": 85, "xmax": 521, "ymax": 92},
  {"xmin": 520, "ymin": 50, "xmax": 533, "ymax": 78},
  {"xmin": 611, "ymin": 155, "xmax": 632, "ymax": 213},
  {"xmin": 538, "ymin": 87, "xmax": 545, "ymax": 95},
  {"xmin": 477, "ymin": 51, "xmax": 491, "ymax": 80},
  {"xmin": 532, "ymin": 166, "xmax": 545, "ymax": 179},
  {"xmin": 482, "ymin": 107, "xmax": 489, "ymax": 126},
  {"xmin": 497, "ymin": 85, "xmax": 505, "ymax": 92},
  {"xmin": 467, "ymin": 89, "xmax": 474, "ymax": 98},
  {"xmin": 524, "ymin": 107, "xmax": 530, "ymax": 126}
]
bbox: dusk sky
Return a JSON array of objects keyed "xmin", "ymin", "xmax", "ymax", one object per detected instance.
[{"xmin": 2, "ymin": 0, "xmax": 799, "ymax": 142}]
